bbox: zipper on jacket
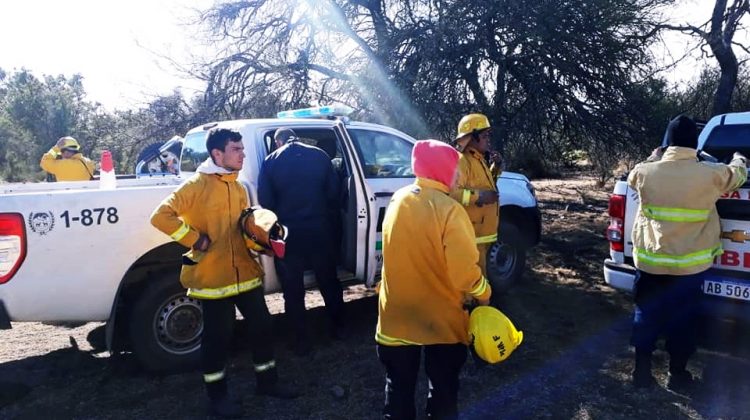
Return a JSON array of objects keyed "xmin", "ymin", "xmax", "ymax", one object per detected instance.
[{"xmin": 226, "ymin": 181, "xmax": 240, "ymax": 287}]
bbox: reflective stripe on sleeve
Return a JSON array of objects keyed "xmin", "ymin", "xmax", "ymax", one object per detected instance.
[
  {"xmin": 170, "ymin": 222, "xmax": 191, "ymax": 241},
  {"xmin": 254, "ymin": 360, "xmax": 276, "ymax": 372},
  {"xmin": 375, "ymin": 331, "xmax": 422, "ymax": 346},
  {"xmin": 462, "ymin": 189, "xmax": 472, "ymax": 206},
  {"xmin": 633, "ymin": 245, "xmax": 722, "ymax": 268},
  {"xmin": 203, "ymin": 370, "xmax": 225, "ymax": 383},
  {"xmin": 476, "ymin": 234, "xmax": 498, "ymax": 244},
  {"xmin": 641, "ymin": 205, "xmax": 710, "ymax": 223},
  {"xmin": 470, "ymin": 275, "xmax": 489, "ymax": 297},
  {"xmin": 732, "ymin": 168, "xmax": 748, "ymax": 190},
  {"xmin": 187, "ymin": 278, "xmax": 262, "ymax": 299}
]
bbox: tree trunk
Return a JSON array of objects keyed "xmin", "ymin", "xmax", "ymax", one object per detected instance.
[{"xmin": 713, "ymin": 55, "xmax": 738, "ymax": 115}]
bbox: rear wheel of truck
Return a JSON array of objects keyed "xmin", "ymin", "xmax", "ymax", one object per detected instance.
[
  {"xmin": 487, "ymin": 221, "xmax": 527, "ymax": 297},
  {"xmin": 128, "ymin": 273, "xmax": 202, "ymax": 373}
]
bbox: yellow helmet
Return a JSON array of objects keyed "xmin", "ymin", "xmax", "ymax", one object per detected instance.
[
  {"xmin": 59, "ymin": 136, "xmax": 81, "ymax": 152},
  {"xmin": 469, "ymin": 306, "xmax": 523, "ymax": 364},
  {"xmin": 239, "ymin": 207, "xmax": 288, "ymax": 258},
  {"xmin": 455, "ymin": 113, "xmax": 491, "ymax": 141}
]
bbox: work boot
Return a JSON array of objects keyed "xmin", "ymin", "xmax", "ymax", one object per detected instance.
[
  {"xmin": 256, "ymin": 382, "xmax": 301, "ymax": 399},
  {"xmin": 256, "ymin": 367, "xmax": 302, "ymax": 399},
  {"xmin": 632, "ymin": 350, "xmax": 656, "ymax": 389},
  {"xmin": 205, "ymin": 379, "xmax": 243, "ymax": 418},
  {"xmin": 667, "ymin": 370, "xmax": 696, "ymax": 393},
  {"xmin": 207, "ymin": 395, "xmax": 243, "ymax": 418}
]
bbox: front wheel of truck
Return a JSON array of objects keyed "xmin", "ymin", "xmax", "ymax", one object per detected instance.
[
  {"xmin": 128, "ymin": 272, "xmax": 202, "ymax": 373},
  {"xmin": 486, "ymin": 221, "xmax": 527, "ymax": 297}
]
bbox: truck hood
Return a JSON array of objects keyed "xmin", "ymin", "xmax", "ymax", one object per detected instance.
[{"xmin": 500, "ymin": 171, "xmax": 530, "ymax": 183}]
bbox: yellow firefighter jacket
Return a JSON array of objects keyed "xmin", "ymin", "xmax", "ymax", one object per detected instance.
[
  {"xmin": 449, "ymin": 147, "xmax": 499, "ymax": 244},
  {"xmin": 628, "ymin": 146, "xmax": 747, "ymax": 275},
  {"xmin": 376, "ymin": 177, "xmax": 492, "ymax": 346},
  {"xmin": 40, "ymin": 147, "xmax": 96, "ymax": 181},
  {"xmin": 150, "ymin": 168, "xmax": 264, "ymax": 299}
]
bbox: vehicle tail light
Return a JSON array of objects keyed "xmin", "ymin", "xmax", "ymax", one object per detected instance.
[
  {"xmin": 0, "ymin": 213, "xmax": 26, "ymax": 285},
  {"xmin": 607, "ymin": 194, "xmax": 625, "ymax": 252}
]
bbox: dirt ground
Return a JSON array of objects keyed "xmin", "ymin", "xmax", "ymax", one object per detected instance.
[{"xmin": 2, "ymin": 174, "xmax": 749, "ymax": 419}]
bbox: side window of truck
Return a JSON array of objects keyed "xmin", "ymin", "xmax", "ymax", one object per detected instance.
[
  {"xmin": 347, "ymin": 129, "xmax": 414, "ymax": 178},
  {"xmin": 263, "ymin": 128, "xmax": 350, "ymax": 177},
  {"xmin": 180, "ymin": 131, "xmax": 209, "ymax": 173}
]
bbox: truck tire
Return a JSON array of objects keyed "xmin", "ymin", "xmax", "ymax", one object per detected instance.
[
  {"xmin": 487, "ymin": 221, "xmax": 527, "ymax": 296},
  {"xmin": 128, "ymin": 272, "xmax": 202, "ymax": 373}
]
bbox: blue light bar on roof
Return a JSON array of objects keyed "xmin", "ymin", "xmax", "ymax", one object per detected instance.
[{"xmin": 277, "ymin": 105, "xmax": 354, "ymax": 119}]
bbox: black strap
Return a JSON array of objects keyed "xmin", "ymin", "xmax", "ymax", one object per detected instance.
[{"xmin": 78, "ymin": 158, "xmax": 94, "ymax": 180}]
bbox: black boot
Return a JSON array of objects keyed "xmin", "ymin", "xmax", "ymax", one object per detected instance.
[
  {"xmin": 632, "ymin": 350, "xmax": 656, "ymax": 389},
  {"xmin": 667, "ymin": 356, "xmax": 695, "ymax": 392},
  {"xmin": 256, "ymin": 367, "xmax": 301, "ymax": 399},
  {"xmin": 206, "ymin": 379, "xmax": 243, "ymax": 418}
]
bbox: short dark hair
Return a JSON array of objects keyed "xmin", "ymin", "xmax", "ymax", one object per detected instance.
[
  {"xmin": 666, "ymin": 115, "xmax": 698, "ymax": 149},
  {"xmin": 206, "ymin": 128, "xmax": 242, "ymax": 160},
  {"xmin": 274, "ymin": 127, "xmax": 297, "ymax": 145}
]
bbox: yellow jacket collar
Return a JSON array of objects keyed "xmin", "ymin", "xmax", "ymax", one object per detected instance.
[
  {"xmin": 465, "ymin": 147, "xmax": 484, "ymax": 160},
  {"xmin": 662, "ymin": 146, "xmax": 697, "ymax": 162},
  {"xmin": 415, "ymin": 177, "xmax": 450, "ymax": 194},
  {"xmin": 215, "ymin": 172, "xmax": 239, "ymax": 182}
]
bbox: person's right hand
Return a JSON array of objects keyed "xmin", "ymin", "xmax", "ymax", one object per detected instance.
[
  {"xmin": 477, "ymin": 190, "xmax": 499, "ymax": 206},
  {"xmin": 193, "ymin": 233, "xmax": 211, "ymax": 251}
]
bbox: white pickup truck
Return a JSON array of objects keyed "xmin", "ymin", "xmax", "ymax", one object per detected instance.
[
  {"xmin": 0, "ymin": 107, "xmax": 541, "ymax": 371},
  {"xmin": 604, "ymin": 112, "xmax": 750, "ymax": 323}
]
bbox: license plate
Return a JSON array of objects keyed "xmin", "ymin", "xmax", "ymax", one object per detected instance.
[{"xmin": 703, "ymin": 280, "xmax": 750, "ymax": 302}]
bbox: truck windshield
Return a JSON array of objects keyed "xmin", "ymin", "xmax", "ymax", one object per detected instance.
[
  {"xmin": 180, "ymin": 131, "xmax": 209, "ymax": 173},
  {"xmin": 348, "ymin": 129, "xmax": 414, "ymax": 178},
  {"xmin": 702, "ymin": 124, "xmax": 750, "ymax": 163}
]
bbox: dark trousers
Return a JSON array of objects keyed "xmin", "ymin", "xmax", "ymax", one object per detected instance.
[
  {"xmin": 377, "ymin": 343, "xmax": 467, "ymax": 420},
  {"xmin": 275, "ymin": 226, "xmax": 343, "ymax": 338},
  {"xmin": 201, "ymin": 287, "xmax": 277, "ymax": 397},
  {"xmin": 630, "ymin": 270, "xmax": 704, "ymax": 367}
]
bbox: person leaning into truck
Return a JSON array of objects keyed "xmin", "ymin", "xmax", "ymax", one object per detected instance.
[
  {"xmin": 150, "ymin": 128, "xmax": 299, "ymax": 418},
  {"xmin": 376, "ymin": 139, "xmax": 492, "ymax": 419},
  {"xmin": 40, "ymin": 136, "xmax": 96, "ymax": 181},
  {"xmin": 258, "ymin": 127, "xmax": 343, "ymax": 357},
  {"xmin": 628, "ymin": 115, "xmax": 747, "ymax": 391},
  {"xmin": 450, "ymin": 114, "xmax": 501, "ymax": 280}
]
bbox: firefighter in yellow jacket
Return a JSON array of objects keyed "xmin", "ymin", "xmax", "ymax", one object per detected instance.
[
  {"xmin": 449, "ymin": 114, "xmax": 500, "ymax": 280},
  {"xmin": 40, "ymin": 136, "xmax": 96, "ymax": 181},
  {"xmin": 628, "ymin": 115, "xmax": 747, "ymax": 391},
  {"xmin": 151, "ymin": 128, "xmax": 298, "ymax": 418},
  {"xmin": 377, "ymin": 139, "xmax": 491, "ymax": 419}
]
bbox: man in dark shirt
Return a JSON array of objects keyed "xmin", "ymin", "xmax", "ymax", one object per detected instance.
[{"xmin": 258, "ymin": 128, "xmax": 344, "ymax": 355}]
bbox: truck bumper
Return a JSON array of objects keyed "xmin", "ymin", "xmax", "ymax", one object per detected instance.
[
  {"xmin": 0, "ymin": 299, "xmax": 11, "ymax": 329},
  {"xmin": 603, "ymin": 259, "xmax": 635, "ymax": 292},
  {"xmin": 603, "ymin": 260, "xmax": 750, "ymax": 323}
]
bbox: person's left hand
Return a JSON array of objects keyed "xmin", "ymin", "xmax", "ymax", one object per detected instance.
[{"xmin": 489, "ymin": 151, "xmax": 503, "ymax": 166}]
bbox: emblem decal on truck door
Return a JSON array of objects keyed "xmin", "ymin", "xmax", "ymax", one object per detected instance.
[{"xmin": 28, "ymin": 211, "xmax": 55, "ymax": 236}]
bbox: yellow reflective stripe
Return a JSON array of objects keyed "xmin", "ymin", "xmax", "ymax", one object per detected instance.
[
  {"xmin": 462, "ymin": 189, "xmax": 472, "ymax": 206},
  {"xmin": 634, "ymin": 245, "xmax": 722, "ymax": 268},
  {"xmin": 470, "ymin": 276, "xmax": 489, "ymax": 297},
  {"xmin": 375, "ymin": 331, "xmax": 422, "ymax": 346},
  {"xmin": 187, "ymin": 278, "xmax": 262, "ymax": 299},
  {"xmin": 170, "ymin": 222, "xmax": 191, "ymax": 241},
  {"xmin": 641, "ymin": 205, "xmax": 710, "ymax": 222},
  {"xmin": 732, "ymin": 167, "xmax": 748, "ymax": 190},
  {"xmin": 203, "ymin": 370, "xmax": 225, "ymax": 383},
  {"xmin": 254, "ymin": 360, "xmax": 276, "ymax": 372},
  {"xmin": 476, "ymin": 234, "xmax": 497, "ymax": 244}
]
